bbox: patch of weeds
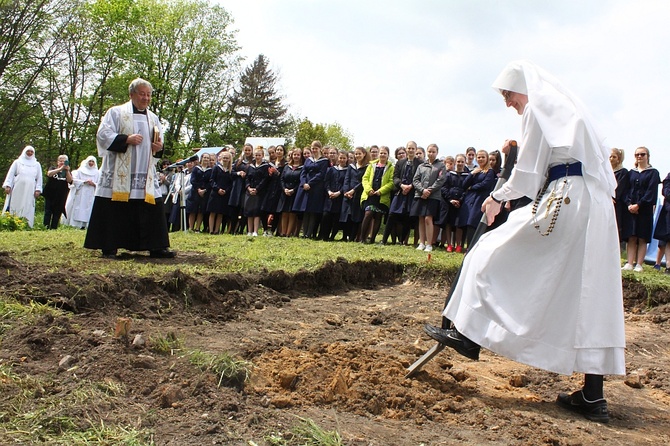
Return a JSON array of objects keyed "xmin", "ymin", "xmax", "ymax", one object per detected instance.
[
  {"xmin": 188, "ymin": 349, "xmax": 252, "ymax": 388},
  {"xmin": 0, "ymin": 212, "xmax": 30, "ymax": 231},
  {"xmin": 149, "ymin": 332, "xmax": 184, "ymax": 355},
  {"xmin": 264, "ymin": 417, "xmax": 343, "ymax": 446},
  {"xmin": 0, "ymin": 298, "xmax": 61, "ymax": 322},
  {"xmin": 0, "ymin": 363, "xmax": 152, "ymax": 444}
]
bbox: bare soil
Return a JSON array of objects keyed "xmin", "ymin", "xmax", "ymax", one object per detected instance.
[{"xmin": 1, "ymin": 250, "xmax": 670, "ymax": 445}]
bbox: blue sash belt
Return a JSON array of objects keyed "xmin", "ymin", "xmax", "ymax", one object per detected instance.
[{"xmin": 547, "ymin": 162, "xmax": 582, "ymax": 183}]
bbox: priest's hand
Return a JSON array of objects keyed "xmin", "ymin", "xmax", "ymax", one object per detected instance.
[
  {"xmin": 151, "ymin": 139, "xmax": 163, "ymax": 155},
  {"xmin": 4, "ymin": 186, "xmax": 10, "ymax": 194},
  {"xmin": 127, "ymin": 134, "xmax": 143, "ymax": 145}
]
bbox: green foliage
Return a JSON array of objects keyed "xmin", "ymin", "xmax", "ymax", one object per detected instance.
[
  {"xmin": 294, "ymin": 118, "xmax": 327, "ymax": 149},
  {"xmin": 0, "ymin": 211, "xmax": 30, "ymax": 231},
  {"xmin": 1, "ymin": 0, "xmax": 241, "ymax": 170},
  {"xmin": 189, "ymin": 349, "xmax": 253, "ymax": 388},
  {"xmin": 265, "ymin": 417, "xmax": 343, "ymax": 446},
  {"xmin": 294, "ymin": 118, "xmax": 354, "ymax": 151}
]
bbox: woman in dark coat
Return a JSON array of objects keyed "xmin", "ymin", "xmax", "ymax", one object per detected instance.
[
  {"xmin": 339, "ymin": 146, "xmax": 370, "ymax": 241},
  {"xmin": 653, "ymin": 171, "xmax": 670, "ymax": 273},
  {"xmin": 186, "ymin": 153, "xmax": 211, "ymax": 232},
  {"xmin": 292, "ymin": 141, "xmax": 329, "ymax": 238},
  {"xmin": 623, "ymin": 146, "xmax": 660, "ymax": 271},
  {"xmin": 244, "ymin": 147, "xmax": 271, "ymax": 236},
  {"xmin": 228, "ymin": 143, "xmax": 253, "ymax": 234},
  {"xmin": 458, "ymin": 149, "xmax": 496, "ymax": 249},
  {"xmin": 609, "ymin": 148, "xmax": 631, "ymax": 246},
  {"xmin": 319, "ymin": 150, "xmax": 348, "ymax": 241},
  {"xmin": 277, "ymin": 148, "xmax": 304, "ymax": 236},
  {"xmin": 439, "ymin": 153, "xmax": 470, "ymax": 252},
  {"xmin": 261, "ymin": 145, "xmax": 285, "ymax": 236},
  {"xmin": 206, "ymin": 150, "xmax": 235, "ymax": 234}
]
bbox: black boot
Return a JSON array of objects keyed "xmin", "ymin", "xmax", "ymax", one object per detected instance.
[
  {"xmin": 556, "ymin": 390, "xmax": 609, "ymax": 423},
  {"xmin": 423, "ymin": 324, "xmax": 480, "ymax": 360}
]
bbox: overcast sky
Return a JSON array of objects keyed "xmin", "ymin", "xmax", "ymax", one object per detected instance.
[{"xmin": 221, "ymin": 0, "xmax": 670, "ymax": 176}]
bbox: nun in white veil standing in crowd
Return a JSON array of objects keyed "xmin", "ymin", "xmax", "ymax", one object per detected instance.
[
  {"xmin": 64, "ymin": 156, "xmax": 100, "ymax": 229},
  {"xmin": 425, "ymin": 60, "xmax": 625, "ymax": 424},
  {"xmin": 2, "ymin": 146, "xmax": 43, "ymax": 227}
]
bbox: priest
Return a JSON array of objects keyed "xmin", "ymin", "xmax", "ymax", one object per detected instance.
[{"xmin": 84, "ymin": 78, "xmax": 175, "ymax": 259}]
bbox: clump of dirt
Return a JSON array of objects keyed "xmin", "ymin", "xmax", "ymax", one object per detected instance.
[{"xmin": 1, "ymin": 251, "xmax": 669, "ymax": 445}]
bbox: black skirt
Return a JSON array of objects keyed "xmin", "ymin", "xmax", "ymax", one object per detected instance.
[
  {"xmin": 84, "ymin": 197, "xmax": 170, "ymax": 252},
  {"xmin": 410, "ymin": 197, "xmax": 440, "ymax": 217}
]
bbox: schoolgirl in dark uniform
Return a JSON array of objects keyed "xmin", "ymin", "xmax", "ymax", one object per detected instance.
[
  {"xmin": 319, "ymin": 150, "xmax": 348, "ymax": 241},
  {"xmin": 457, "ymin": 149, "xmax": 496, "ymax": 249},
  {"xmin": 206, "ymin": 150, "xmax": 235, "ymax": 234},
  {"xmin": 623, "ymin": 146, "xmax": 660, "ymax": 271},
  {"xmin": 339, "ymin": 147, "xmax": 370, "ymax": 241},
  {"xmin": 292, "ymin": 141, "xmax": 329, "ymax": 238},
  {"xmin": 277, "ymin": 148, "xmax": 304, "ymax": 236},
  {"xmin": 244, "ymin": 147, "xmax": 271, "ymax": 236}
]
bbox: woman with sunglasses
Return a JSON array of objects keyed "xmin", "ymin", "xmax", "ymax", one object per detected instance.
[{"xmin": 622, "ymin": 146, "xmax": 660, "ymax": 272}]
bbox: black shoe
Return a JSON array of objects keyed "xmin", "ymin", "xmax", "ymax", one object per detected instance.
[
  {"xmin": 556, "ymin": 390, "xmax": 609, "ymax": 423},
  {"xmin": 423, "ymin": 324, "xmax": 480, "ymax": 360},
  {"xmin": 149, "ymin": 249, "xmax": 176, "ymax": 259},
  {"xmin": 101, "ymin": 249, "xmax": 118, "ymax": 259}
]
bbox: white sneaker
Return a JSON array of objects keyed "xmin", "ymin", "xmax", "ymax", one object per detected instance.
[
  {"xmin": 633, "ymin": 264, "xmax": 644, "ymax": 272},
  {"xmin": 424, "ymin": 245, "xmax": 433, "ymax": 252},
  {"xmin": 247, "ymin": 232, "xmax": 253, "ymax": 237},
  {"xmin": 416, "ymin": 243, "xmax": 425, "ymax": 251},
  {"xmin": 252, "ymin": 232, "xmax": 258, "ymax": 237},
  {"xmin": 621, "ymin": 263, "xmax": 633, "ymax": 271}
]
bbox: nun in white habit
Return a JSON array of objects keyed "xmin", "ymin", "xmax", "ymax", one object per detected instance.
[
  {"xmin": 2, "ymin": 146, "xmax": 43, "ymax": 227},
  {"xmin": 425, "ymin": 60, "xmax": 625, "ymax": 424},
  {"xmin": 63, "ymin": 156, "xmax": 100, "ymax": 228}
]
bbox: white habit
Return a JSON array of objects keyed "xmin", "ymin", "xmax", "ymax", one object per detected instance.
[
  {"xmin": 443, "ymin": 61, "xmax": 626, "ymax": 376},
  {"xmin": 2, "ymin": 146, "xmax": 43, "ymax": 227},
  {"xmin": 63, "ymin": 156, "xmax": 100, "ymax": 228}
]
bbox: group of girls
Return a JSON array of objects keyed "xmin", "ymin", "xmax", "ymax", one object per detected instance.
[
  {"xmin": 381, "ymin": 141, "xmax": 501, "ymax": 253},
  {"xmin": 611, "ymin": 146, "xmax": 667, "ymax": 273},
  {"xmin": 167, "ymin": 141, "xmax": 507, "ymax": 249}
]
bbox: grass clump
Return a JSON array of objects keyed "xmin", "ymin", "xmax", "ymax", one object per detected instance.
[
  {"xmin": 0, "ymin": 298, "xmax": 62, "ymax": 338},
  {"xmin": 149, "ymin": 332, "xmax": 185, "ymax": 355},
  {"xmin": 264, "ymin": 417, "xmax": 343, "ymax": 446},
  {"xmin": 0, "ymin": 363, "xmax": 152, "ymax": 445},
  {"xmin": 188, "ymin": 349, "xmax": 252, "ymax": 388}
]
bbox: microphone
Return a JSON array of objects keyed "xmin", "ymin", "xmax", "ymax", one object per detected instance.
[{"xmin": 167, "ymin": 154, "xmax": 199, "ymax": 169}]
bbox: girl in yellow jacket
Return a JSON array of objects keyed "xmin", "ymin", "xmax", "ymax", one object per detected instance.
[{"xmin": 359, "ymin": 146, "xmax": 395, "ymax": 243}]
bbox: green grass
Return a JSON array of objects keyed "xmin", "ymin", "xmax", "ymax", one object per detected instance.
[
  {"xmin": 264, "ymin": 417, "xmax": 343, "ymax": 446},
  {"xmin": 149, "ymin": 331, "xmax": 185, "ymax": 355},
  {"xmin": 188, "ymin": 349, "xmax": 253, "ymax": 388},
  {"xmin": 0, "ymin": 298, "xmax": 63, "ymax": 338},
  {"xmin": 0, "ymin": 364, "xmax": 152, "ymax": 445},
  {"xmin": 0, "ymin": 226, "xmax": 461, "ymax": 276}
]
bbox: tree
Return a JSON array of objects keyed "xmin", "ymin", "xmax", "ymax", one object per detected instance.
[
  {"xmin": 294, "ymin": 117, "xmax": 354, "ymax": 151},
  {"xmin": 0, "ymin": 0, "xmax": 74, "ymax": 165},
  {"xmin": 228, "ymin": 54, "xmax": 289, "ymax": 145},
  {"xmin": 324, "ymin": 122, "xmax": 354, "ymax": 152},
  {"xmin": 294, "ymin": 118, "xmax": 326, "ymax": 150}
]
